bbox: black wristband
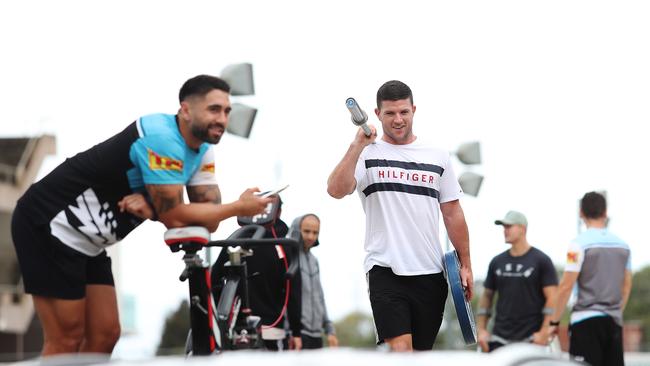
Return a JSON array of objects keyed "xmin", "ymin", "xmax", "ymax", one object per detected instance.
[{"xmin": 549, "ymin": 320, "xmax": 560, "ymax": 326}]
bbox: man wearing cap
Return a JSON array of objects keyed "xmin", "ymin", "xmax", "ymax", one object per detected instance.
[{"xmin": 476, "ymin": 211, "xmax": 558, "ymax": 352}]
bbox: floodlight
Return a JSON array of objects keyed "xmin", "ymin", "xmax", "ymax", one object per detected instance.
[
  {"xmin": 221, "ymin": 63, "xmax": 255, "ymax": 96},
  {"xmin": 226, "ymin": 103, "xmax": 257, "ymax": 138},
  {"xmin": 456, "ymin": 141, "xmax": 481, "ymax": 165},
  {"xmin": 458, "ymin": 171, "xmax": 484, "ymax": 197}
]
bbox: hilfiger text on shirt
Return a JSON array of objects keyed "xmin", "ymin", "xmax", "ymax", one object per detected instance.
[
  {"xmin": 363, "ymin": 159, "xmax": 444, "ymax": 199},
  {"xmin": 378, "ymin": 169, "xmax": 437, "ymax": 184}
]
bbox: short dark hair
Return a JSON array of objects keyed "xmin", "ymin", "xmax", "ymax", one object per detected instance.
[
  {"xmin": 179, "ymin": 75, "xmax": 230, "ymax": 103},
  {"xmin": 580, "ymin": 191, "xmax": 607, "ymax": 219},
  {"xmin": 376, "ymin": 80, "xmax": 413, "ymax": 109}
]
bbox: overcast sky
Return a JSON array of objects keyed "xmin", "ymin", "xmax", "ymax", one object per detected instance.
[{"xmin": 2, "ymin": 0, "xmax": 649, "ymax": 358}]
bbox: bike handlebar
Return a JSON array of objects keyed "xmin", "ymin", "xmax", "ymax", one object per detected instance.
[
  {"xmin": 166, "ymin": 224, "xmax": 301, "ymax": 279},
  {"xmin": 208, "ymin": 225, "xmax": 300, "ymax": 279}
]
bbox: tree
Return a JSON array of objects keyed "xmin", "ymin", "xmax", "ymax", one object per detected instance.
[
  {"xmin": 332, "ymin": 311, "xmax": 376, "ymax": 348},
  {"xmin": 156, "ymin": 300, "xmax": 190, "ymax": 356},
  {"xmin": 625, "ymin": 265, "xmax": 650, "ymax": 351}
]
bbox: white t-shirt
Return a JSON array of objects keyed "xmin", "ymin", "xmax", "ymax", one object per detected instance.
[{"xmin": 354, "ymin": 138, "xmax": 463, "ymax": 275}]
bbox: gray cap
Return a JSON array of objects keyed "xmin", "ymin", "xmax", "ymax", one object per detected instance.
[{"xmin": 494, "ymin": 210, "xmax": 528, "ymax": 226}]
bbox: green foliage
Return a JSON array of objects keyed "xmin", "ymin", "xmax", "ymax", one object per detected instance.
[
  {"xmin": 333, "ymin": 311, "xmax": 377, "ymax": 348},
  {"xmin": 156, "ymin": 300, "xmax": 190, "ymax": 356},
  {"xmin": 625, "ymin": 265, "xmax": 650, "ymax": 351}
]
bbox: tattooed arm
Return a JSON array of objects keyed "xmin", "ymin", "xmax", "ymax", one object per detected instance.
[
  {"xmin": 145, "ymin": 184, "xmax": 270, "ymax": 232},
  {"xmin": 187, "ymin": 184, "xmax": 222, "ymax": 204}
]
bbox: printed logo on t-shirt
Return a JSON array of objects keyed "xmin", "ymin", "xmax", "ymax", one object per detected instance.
[
  {"xmin": 363, "ymin": 159, "xmax": 443, "ymax": 198},
  {"xmin": 148, "ymin": 149, "xmax": 183, "ymax": 171},
  {"xmin": 200, "ymin": 162, "xmax": 215, "ymax": 173},
  {"xmin": 567, "ymin": 251, "xmax": 579, "ymax": 264},
  {"xmin": 50, "ymin": 188, "xmax": 118, "ymax": 250},
  {"xmin": 495, "ymin": 263, "xmax": 535, "ymax": 278},
  {"xmin": 377, "ymin": 169, "xmax": 438, "ymax": 184}
]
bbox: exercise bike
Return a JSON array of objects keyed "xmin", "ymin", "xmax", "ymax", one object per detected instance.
[{"xmin": 163, "ymin": 197, "xmax": 300, "ymax": 355}]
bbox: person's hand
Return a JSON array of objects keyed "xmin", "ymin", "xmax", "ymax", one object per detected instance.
[
  {"xmin": 237, "ymin": 188, "xmax": 274, "ymax": 216},
  {"xmin": 460, "ymin": 265, "xmax": 474, "ymax": 300},
  {"xmin": 478, "ymin": 328, "xmax": 491, "ymax": 352},
  {"xmin": 289, "ymin": 336, "xmax": 302, "ymax": 351},
  {"xmin": 353, "ymin": 124, "xmax": 378, "ymax": 147},
  {"xmin": 327, "ymin": 334, "xmax": 339, "ymax": 348},
  {"xmin": 532, "ymin": 328, "xmax": 551, "ymax": 346},
  {"xmin": 117, "ymin": 193, "xmax": 155, "ymax": 220}
]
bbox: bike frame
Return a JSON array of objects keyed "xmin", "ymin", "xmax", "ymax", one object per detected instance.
[{"xmin": 166, "ymin": 224, "xmax": 299, "ymax": 356}]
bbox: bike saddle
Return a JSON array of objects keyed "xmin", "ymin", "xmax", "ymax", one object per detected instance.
[{"xmin": 164, "ymin": 226, "xmax": 210, "ymax": 252}]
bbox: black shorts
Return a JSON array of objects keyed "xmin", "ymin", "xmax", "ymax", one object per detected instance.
[
  {"xmin": 301, "ymin": 334, "xmax": 324, "ymax": 349},
  {"xmin": 11, "ymin": 207, "xmax": 114, "ymax": 300},
  {"xmin": 569, "ymin": 316, "xmax": 624, "ymax": 366},
  {"xmin": 366, "ymin": 265, "xmax": 448, "ymax": 350}
]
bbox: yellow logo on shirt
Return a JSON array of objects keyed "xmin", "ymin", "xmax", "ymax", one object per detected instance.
[
  {"xmin": 200, "ymin": 162, "xmax": 215, "ymax": 173},
  {"xmin": 148, "ymin": 149, "xmax": 183, "ymax": 171}
]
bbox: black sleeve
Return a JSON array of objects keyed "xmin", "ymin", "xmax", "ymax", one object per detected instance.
[
  {"xmin": 539, "ymin": 252, "xmax": 559, "ymax": 287},
  {"xmin": 286, "ymin": 244, "xmax": 302, "ymax": 337},
  {"xmin": 483, "ymin": 257, "xmax": 497, "ymax": 290}
]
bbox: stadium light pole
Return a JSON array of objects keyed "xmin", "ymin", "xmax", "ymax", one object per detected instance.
[
  {"xmin": 205, "ymin": 62, "xmax": 258, "ymax": 265},
  {"xmin": 443, "ymin": 141, "xmax": 483, "ymax": 265},
  {"xmin": 446, "ymin": 141, "xmax": 483, "ymax": 253},
  {"xmin": 443, "ymin": 141, "xmax": 483, "ymax": 349},
  {"xmin": 220, "ymin": 63, "xmax": 257, "ymax": 139},
  {"xmin": 449, "ymin": 140, "xmax": 483, "ymax": 269},
  {"xmin": 456, "ymin": 141, "xmax": 483, "ymax": 198}
]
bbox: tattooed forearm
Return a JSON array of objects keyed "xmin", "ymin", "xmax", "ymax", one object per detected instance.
[
  {"xmin": 187, "ymin": 184, "xmax": 221, "ymax": 204},
  {"xmin": 148, "ymin": 185, "xmax": 184, "ymax": 215}
]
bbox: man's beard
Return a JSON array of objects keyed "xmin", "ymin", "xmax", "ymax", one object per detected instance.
[{"xmin": 191, "ymin": 123, "xmax": 224, "ymax": 144}]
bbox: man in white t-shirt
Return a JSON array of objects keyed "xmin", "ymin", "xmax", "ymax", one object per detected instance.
[{"xmin": 327, "ymin": 80, "xmax": 472, "ymax": 351}]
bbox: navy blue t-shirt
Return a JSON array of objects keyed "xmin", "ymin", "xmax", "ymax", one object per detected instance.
[{"xmin": 484, "ymin": 246, "xmax": 558, "ymax": 340}]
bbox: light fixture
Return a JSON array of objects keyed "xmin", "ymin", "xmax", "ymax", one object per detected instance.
[
  {"xmin": 226, "ymin": 103, "xmax": 257, "ymax": 138},
  {"xmin": 220, "ymin": 63, "xmax": 257, "ymax": 138},
  {"xmin": 458, "ymin": 171, "xmax": 484, "ymax": 197},
  {"xmin": 454, "ymin": 141, "xmax": 483, "ymax": 197},
  {"xmin": 456, "ymin": 141, "xmax": 481, "ymax": 165},
  {"xmin": 221, "ymin": 63, "xmax": 255, "ymax": 96}
]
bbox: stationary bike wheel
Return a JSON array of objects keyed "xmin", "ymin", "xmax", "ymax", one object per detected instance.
[{"xmin": 219, "ymin": 295, "xmax": 241, "ymax": 350}]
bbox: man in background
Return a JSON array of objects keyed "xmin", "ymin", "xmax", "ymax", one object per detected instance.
[
  {"xmin": 291, "ymin": 214, "xmax": 338, "ymax": 349},
  {"xmin": 477, "ymin": 211, "xmax": 557, "ymax": 352},
  {"xmin": 551, "ymin": 191, "xmax": 632, "ymax": 366}
]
